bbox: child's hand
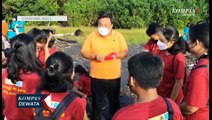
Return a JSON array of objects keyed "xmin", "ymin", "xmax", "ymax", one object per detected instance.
[
  {"xmin": 82, "ymin": 94, "xmax": 87, "ymax": 98},
  {"xmin": 72, "ymin": 89, "xmax": 87, "ymax": 98},
  {"xmin": 44, "ymin": 37, "xmax": 51, "ymax": 49}
]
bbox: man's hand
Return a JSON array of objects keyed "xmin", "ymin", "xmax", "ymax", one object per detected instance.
[
  {"xmin": 105, "ymin": 52, "xmax": 116, "ymax": 60},
  {"xmin": 95, "ymin": 54, "xmax": 105, "ymax": 62}
]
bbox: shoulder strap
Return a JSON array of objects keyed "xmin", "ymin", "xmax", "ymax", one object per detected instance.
[
  {"xmin": 34, "ymin": 89, "xmax": 43, "ymax": 116},
  {"xmin": 163, "ymin": 97, "xmax": 174, "ymax": 120},
  {"xmin": 52, "ymin": 92, "xmax": 77, "ymax": 119},
  {"xmin": 34, "ymin": 90, "xmax": 78, "ymax": 120},
  {"xmin": 194, "ymin": 64, "xmax": 208, "ymax": 69}
]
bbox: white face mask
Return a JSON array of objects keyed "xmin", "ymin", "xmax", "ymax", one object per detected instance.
[
  {"xmin": 98, "ymin": 27, "xmax": 110, "ymax": 36},
  {"xmin": 157, "ymin": 40, "xmax": 167, "ymax": 50}
]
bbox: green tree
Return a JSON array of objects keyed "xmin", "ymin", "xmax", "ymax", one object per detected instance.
[
  {"xmin": 3, "ymin": 0, "xmax": 58, "ymax": 25},
  {"xmin": 2, "ymin": 0, "xmax": 209, "ymax": 28},
  {"xmin": 64, "ymin": 0, "xmax": 103, "ymax": 27}
]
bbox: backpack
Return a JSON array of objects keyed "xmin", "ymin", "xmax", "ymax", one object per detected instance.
[
  {"xmin": 172, "ymin": 54, "xmax": 208, "ymax": 87},
  {"xmin": 34, "ymin": 92, "xmax": 77, "ymax": 120}
]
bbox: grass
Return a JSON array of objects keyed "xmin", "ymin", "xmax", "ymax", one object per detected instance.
[
  {"xmin": 118, "ymin": 28, "xmax": 148, "ymax": 45},
  {"xmin": 25, "ymin": 26, "xmax": 149, "ymax": 45},
  {"xmin": 25, "ymin": 26, "xmax": 183, "ymax": 45}
]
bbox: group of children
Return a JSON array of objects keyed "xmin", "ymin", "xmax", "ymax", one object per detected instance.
[
  {"xmin": 1, "ymin": 21, "xmax": 209, "ymax": 120},
  {"xmin": 2, "ymin": 25, "xmax": 92, "ymax": 120},
  {"xmin": 140, "ymin": 23, "xmax": 209, "ymax": 120}
]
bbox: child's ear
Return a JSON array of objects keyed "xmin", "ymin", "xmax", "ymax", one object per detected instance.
[
  {"xmin": 129, "ymin": 76, "xmax": 136, "ymax": 87},
  {"xmin": 70, "ymin": 68, "xmax": 75, "ymax": 80},
  {"xmin": 196, "ymin": 39, "xmax": 200, "ymax": 45}
]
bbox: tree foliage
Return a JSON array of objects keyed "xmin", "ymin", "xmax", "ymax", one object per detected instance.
[{"xmin": 2, "ymin": 0, "xmax": 209, "ymax": 29}]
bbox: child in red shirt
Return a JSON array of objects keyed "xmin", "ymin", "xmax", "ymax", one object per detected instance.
[
  {"xmin": 180, "ymin": 23, "xmax": 209, "ymax": 120},
  {"xmin": 112, "ymin": 52, "xmax": 183, "ymax": 120},
  {"xmin": 2, "ymin": 34, "xmax": 43, "ymax": 120},
  {"xmin": 156, "ymin": 26, "xmax": 186, "ymax": 105},
  {"xmin": 144, "ymin": 23, "xmax": 163, "ymax": 55},
  {"xmin": 27, "ymin": 28, "xmax": 56, "ymax": 68},
  {"xmin": 74, "ymin": 65, "xmax": 91, "ymax": 97},
  {"xmin": 35, "ymin": 52, "xmax": 88, "ymax": 120}
]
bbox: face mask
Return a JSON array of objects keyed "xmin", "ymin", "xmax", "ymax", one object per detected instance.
[
  {"xmin": 98, "ymin": 27, "xmax": 110, "ymax": 36},
  {"xmin": 157, "ymin": 40, "xmax": 167, "ymax": 50}
]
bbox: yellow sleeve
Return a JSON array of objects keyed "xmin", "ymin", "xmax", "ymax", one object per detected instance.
[
  {"xmin": 81, "ymin": 33, "xmax": 92, "ymax": 53},
  {"xmin": 117, "ymin": 32, "xmax": 128, "ymax": 52}
]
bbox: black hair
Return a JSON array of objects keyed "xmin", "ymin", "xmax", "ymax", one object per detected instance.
[
  {"xmin": 98, "ymin": 12, "xmax": 113, "ymax": 23},
  {"xmin": 42, "ymin": 29, "xmax": 55, "ymax": 48},
  {"xmin": 27, "ymin": 28, "xmax": 48, "ymax": 44},
  {"xmin": 7, "ymin": 33, "xmax": 43, "ymax": 84},
  {"xmin": 146, "ymin": 23, "xmax": 162, "ymax": 36},
  {"xmin": 189, "ymin": 23, "xmax": 209, "ymax": 49},
  {"xmin": 39, "ymin": 51, "xmax": 74, "ymax": 92},
  {"xmin": 42, "ymin": 29, "xmax": 53, "ymax": 35},
  {"xmin": 75, "ymin": 65, "xmax": 89, "ymax": 76},
  {"xmin": 163, "ymin": 26, "xmax": 186, "ymax": 54},
  {"xmin": 128, "ymin": 52, "xmax": 163, "ymax": 89}
]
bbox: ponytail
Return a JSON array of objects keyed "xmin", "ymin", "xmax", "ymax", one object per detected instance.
[
  {"xmin": 178, "ymin": 36, "xmax": 187, "ymax": 54},
  {"xmin": 38, "ymin": 52, "xmax": 74, "ymax": 93},
  {"xmin": 163, "ymin": 26, "xmax": 187, "ymax": 55},
  {"xmin": 167, "ymin": 36, "xmax": 186, "ymax": 54},
  {"xmin": 40, "ymin": 64, "xmax": 68, "ymax": 92}
]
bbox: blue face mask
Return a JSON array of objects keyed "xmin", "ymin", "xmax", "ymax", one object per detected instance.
[{"xmin": 157, "ymin": 40, "xmax": 167, "ymax": 50}]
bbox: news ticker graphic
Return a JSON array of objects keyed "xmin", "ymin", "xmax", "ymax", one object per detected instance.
[
  {"xmin": 17, "ymin": 94, "xmax": 48, "ymax": 108},
  {"xmin": 17, "ymin": 16, "xmax": 67, "ymax": 21}
]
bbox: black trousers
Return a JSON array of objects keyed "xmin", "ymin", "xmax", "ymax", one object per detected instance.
[{"xmin": 91, "ymin": 77, "xmax": 120, "ymax": 120}]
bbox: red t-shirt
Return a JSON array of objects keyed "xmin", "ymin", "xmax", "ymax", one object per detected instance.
[
  {"xmin": 78, "ymin": 74, "xmax": 91, "ymax": 96},
  {"xmin": 112, "ymin": 96, "xmax": 183, "ymax": 120},
  {"xmin": 157, "ymin": 51, "xmax": 185, "ymax": 105},
  {"xmin": 144, "ymin": 39, "xmax": 160, "ymax": 55},
  {"xmin": 39, "ymin": 47, "xmax": 56, "ymax": 67},
  {"xmin": 73, "ymin": 81, "xmax": 78, "ymax": 88},
  {"xmin": 2, "ymin": 69, "xmax": 41, "ymax": 120},
  {"xmin": 183, "ymin": 58, "xmax": 209, "ymax": 120},
  {"xmin": 37, "ymin": 91, "xmax": 87, "ymax": 120}
]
